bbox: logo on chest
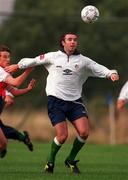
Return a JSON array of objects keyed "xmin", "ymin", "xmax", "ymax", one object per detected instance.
[{"xmin": 63, "ymin": 69, "xmax": 73, "ymax": 75}]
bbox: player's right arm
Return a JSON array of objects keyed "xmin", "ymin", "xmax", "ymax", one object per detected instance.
[
  {"xmin": 5, "ymin": 53, "xmax": 51, "ymax": 73},
  {"xmin": 4, "ymin": 58, "xmax": 37, "ymax": 73}
]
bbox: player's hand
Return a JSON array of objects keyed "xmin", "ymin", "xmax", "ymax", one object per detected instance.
[
  {"xmin": 4, "ymin": 95, "xmax": 14, "ymax": 107},
  {"xmin": 27, "ymin": 79, "xmax": 36, "ymax": 90},
  {"xmin": 5, "ymin": 64, "xmax": 19, "ymax": 73},
  {"xmin": 110, "ymin": 73, "xmax": 119, "ymax": 82}
]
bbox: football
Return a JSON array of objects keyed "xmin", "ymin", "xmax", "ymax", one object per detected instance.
[{"xmin": 81, "ymin": 5, "xmax": 99, "ymax": 23}]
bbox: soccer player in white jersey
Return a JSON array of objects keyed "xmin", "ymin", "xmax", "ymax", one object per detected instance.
[
  {"xmin": 5, "ymin": 33, "xmax": 119, "ymax": 174},
  {"xmin": 117, "ymin": 81, "xmax": 128, "ymax": 111},
  {"xmin": 0, "ymin": 45, "xmax": 35, "ymax": 158}
]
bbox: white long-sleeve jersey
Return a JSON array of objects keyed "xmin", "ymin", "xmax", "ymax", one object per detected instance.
[
  {"xmin": 118, "ymin": 81, "xmax": 128, "ymax": 101},
  {"xmin": 0, "ymin": 66, "xmax": 9, "ymax": 82},
  {"xmin": 18, "ymin": 50, "xmax": 118, "ymax": 101},
  {"xmin": 0, "ymin": 66, "xmax": 10, "ymax": 97}
]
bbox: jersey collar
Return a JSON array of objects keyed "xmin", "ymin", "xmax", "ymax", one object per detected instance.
[{"xmin": 60, "ymin": 47, "xmax": 80, "ymax": 55}]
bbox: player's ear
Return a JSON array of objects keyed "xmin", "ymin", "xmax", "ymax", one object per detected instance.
[{"xmin": 62, "ymin": 40, "xmax": 65, "ymax": 46}]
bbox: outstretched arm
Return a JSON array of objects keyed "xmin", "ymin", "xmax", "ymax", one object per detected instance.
[
  {"xmin": 5, "ymin": 67, "xmax": 33, "ymax": 87},
  {"xmin": 5, "ymin": 54, "xmax": 50, "ymax": 73},
  {"xmin": 5, "ymin": 59, "xmax": 36, "ymax": 73},
  {"xmin": 5, "ymin": 57, "xmax": 43, "ymax": 73},
  {"xmin": 5, "ymin": 58, "xmax": 37, "ymax": 73},
  {"xmin": 84, "ymin": 57, "xmax": 119, "ymax": 81},
  {"xmin": 7, "ymin": 79, "xmax": 36, "ymax": 96}
]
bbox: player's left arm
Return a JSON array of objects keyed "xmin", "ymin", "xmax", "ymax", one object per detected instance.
[
  {"xmin": 84, "ymin": 57, "xmax": 119, "ymax": 81},
  {"xmin": 7, "ymin": 79, "xmax": 36, "ymax": 96}
]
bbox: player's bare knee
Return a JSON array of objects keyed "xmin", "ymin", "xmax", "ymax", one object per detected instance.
[
  {"xmin": 79, "ymin": 130, "xmax": 89, "ymax": 140},
  {"xmin": 0, "ymin": 140, "xmax": 7, "ymax": 151},
  {"xmin": 58, "ymin": 133, "xmax": 68, "ymax": 144}
]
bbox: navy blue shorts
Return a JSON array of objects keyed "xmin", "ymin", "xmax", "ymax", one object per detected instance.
[{"xmin": 47, "ymin": 96, "xmax": 88, "ymax": 126}]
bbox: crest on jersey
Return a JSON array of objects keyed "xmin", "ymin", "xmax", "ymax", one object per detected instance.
[
  {"xmin": 75, "ymin": 64, "xmax": 79, "ymax": 69},
  {"xmin": 40, "ymin": 54, "xmax": 44, "ymax": 60}
]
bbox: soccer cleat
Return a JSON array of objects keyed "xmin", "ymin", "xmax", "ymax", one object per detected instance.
[
  {"xmin": 0, "ymin": 149, "xmax": 7, "ymax": 158},
  {"xmin": 44, "ymin": 162, "xmax": 54, "ymax": 173},
  {"xmin": 23, "ymin": 131, "xmax": 33, "ymax": 151},
  {"xmin": 65, "ymin": 159, "xmax": 80, "ymax": 174}
]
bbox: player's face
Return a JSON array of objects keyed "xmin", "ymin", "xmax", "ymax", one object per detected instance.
[
  {"xmin": 62, "ymin": 34, "xmax": 78, "ymax": 55},
  {"xmin": 0, "ymin": 51, "xmax": 11, "ymax": 68}
]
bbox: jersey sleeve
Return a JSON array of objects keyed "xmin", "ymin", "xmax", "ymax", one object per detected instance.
[
  {"xmin": 83, "ymin": 56, "xmax": 118, "ymax": 78},
  {"xmin": 18, "ymin": 52, "xmax": 52, "ymax": 69},
  {"xmin": 0, "ymin": 67, "xmax": 10, "ymax": 82}
]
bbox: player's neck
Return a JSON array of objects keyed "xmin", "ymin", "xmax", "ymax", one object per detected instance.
[{"xmin": 64, "ymin": 48, "xmax": 74, "ymax": 56}]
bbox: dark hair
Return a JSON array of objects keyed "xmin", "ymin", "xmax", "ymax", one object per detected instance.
[
  {"xmin": 59, "ymin": 32, "xmax": 78, "ymax": 48},
  {"xmin": 0, "ymin": 45, "xmax": 11, "ymax": 53}
]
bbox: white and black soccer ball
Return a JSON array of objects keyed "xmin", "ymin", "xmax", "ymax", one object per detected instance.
[{"xmin": 81, "ymin": 5, "xmax": 100, "ymax": 23}]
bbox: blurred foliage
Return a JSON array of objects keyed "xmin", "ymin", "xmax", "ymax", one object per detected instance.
[{"xmin": 0, "ymin": 0, "xmax": 128, "ymax": 108}]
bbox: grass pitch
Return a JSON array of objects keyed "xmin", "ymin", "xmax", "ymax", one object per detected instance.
[{"xmin": 0, "ymin": 142, "xmax": 128, "ymax": 180}]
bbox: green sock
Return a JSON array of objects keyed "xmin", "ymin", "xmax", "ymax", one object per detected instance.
[
  {"xmin": 18, "ymin": 132, "xmax": 25, "ymax": 141},
  {"xmin": 67, "ymin": 137, "xmax": 85, "ymax": 162},
  {"xmin": 47, "ymin": 138, "xmax": 61, "ymax": 164}
]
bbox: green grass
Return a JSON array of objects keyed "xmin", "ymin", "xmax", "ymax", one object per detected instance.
[{"xmin": 0, "ymin": 142, "xmax": 128, "ymax": 180}]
